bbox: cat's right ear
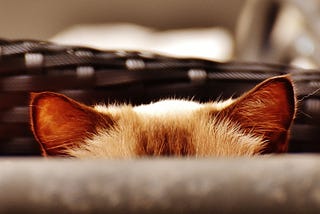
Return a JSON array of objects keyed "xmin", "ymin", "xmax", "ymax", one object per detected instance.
[
  {"xmin": 30, "ymin": 92, "xmax": 113, "ymax": 157},
  {"xmin": 221, "ymin": 75, "xmax": 296, "ymax": 153}
]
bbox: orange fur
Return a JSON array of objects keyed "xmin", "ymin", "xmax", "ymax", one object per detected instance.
[{"xmin": 30, "ymin": 75, "xmax": 296, "ymax": 158}]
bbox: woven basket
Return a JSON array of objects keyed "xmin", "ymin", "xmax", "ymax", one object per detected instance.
[{"xmin": 0, "ymin": 39, "xmax": 319, "ymax": 155}]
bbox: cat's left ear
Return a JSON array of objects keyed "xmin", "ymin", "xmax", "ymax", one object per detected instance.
[
  {"xmin": 224, "ymin": 75, "xmax": 296, "ymax": 153},
  {"xmin": 30, "ymin": 92, "xmax": 113, "ymax": 157}
]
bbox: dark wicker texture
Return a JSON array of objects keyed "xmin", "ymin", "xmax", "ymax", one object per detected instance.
[{"xmin": 0, "ymin": 39, "xmax": 319, "ymax": 155}]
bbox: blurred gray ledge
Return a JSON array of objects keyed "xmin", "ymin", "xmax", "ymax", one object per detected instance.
[{"xmin": 0, "ymin": 155, "xmax": 320, "ymax": 213}]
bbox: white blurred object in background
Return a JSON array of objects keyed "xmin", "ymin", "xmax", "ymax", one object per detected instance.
[{"xmin": 51, "ymin": 23, "xmax": 234, "ymax": 62}]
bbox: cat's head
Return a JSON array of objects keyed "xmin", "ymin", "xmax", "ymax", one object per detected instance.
[{"xmin": 30, "ymin": 75, "xmax": 296, "ymax": 158}]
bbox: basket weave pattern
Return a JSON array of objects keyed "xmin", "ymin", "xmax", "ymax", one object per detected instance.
[{"xmin": 0, "ymin": 39, "xmax": 319, "ymax": 155}]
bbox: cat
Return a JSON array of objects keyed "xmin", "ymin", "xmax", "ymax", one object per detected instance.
[{"xmin": 30, "ymin": 75, "xmax": 296, "ymax": 158}]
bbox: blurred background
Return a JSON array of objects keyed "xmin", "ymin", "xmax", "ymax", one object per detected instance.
[{"xmin": 1, "ymin": 0, "xmax": 319, "ymax": 68}]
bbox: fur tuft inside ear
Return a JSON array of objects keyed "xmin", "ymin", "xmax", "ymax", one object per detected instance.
[
  {"xmin": 224, "ymin": 75, "xmax": 296, "ymax": 153},
  {"xmin": 30, "ymin": 92, "xmax": 113, "ymax": 156}
]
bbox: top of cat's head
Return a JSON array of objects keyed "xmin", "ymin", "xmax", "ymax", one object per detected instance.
[{"xmin": 30, "ymin": 75, "xmax": 296, "ymax": 158}]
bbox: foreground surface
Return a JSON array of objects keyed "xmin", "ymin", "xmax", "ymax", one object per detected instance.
[{"xmin": 0, "ymin": 155, "xmax": 319, "ymax": 213}]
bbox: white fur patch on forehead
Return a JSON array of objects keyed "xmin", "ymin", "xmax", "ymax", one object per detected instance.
[
  {"xmin": 133, "ymin": 99, "xmax": 203, "ymax": 116},
  {"xmin": 93, "ymin": 98, "xmax": 235, "ymax": 116}
]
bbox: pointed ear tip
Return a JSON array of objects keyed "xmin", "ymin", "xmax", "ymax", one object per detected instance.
[
  {"xmin": 268, "ymin": 75, "xmax": 296, "ymax": 117},
  {"xmin": 30, "ymin": 92, "xmax": 39, "ymax": 100},
  {"xmin": 263, "ymin": 75, "xmax": 295, "ymax": 97},
  {"xmin": 30, "ymin": 92, "xmax": 45, "ymax": 103},
  {"xmin": 277, "ymin": 75, "xmax": 295, "ymax": 94},
  {"xmin": 30, "ymin": 92, "xmax": 64, "ymax": 103},
  {"xmin": 30, "ymin": 92, "xmax": 46, "ymax": 107},
  {"xmin": 269, "ymin": 75, "xmax": 294, "ymax": 87}
]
